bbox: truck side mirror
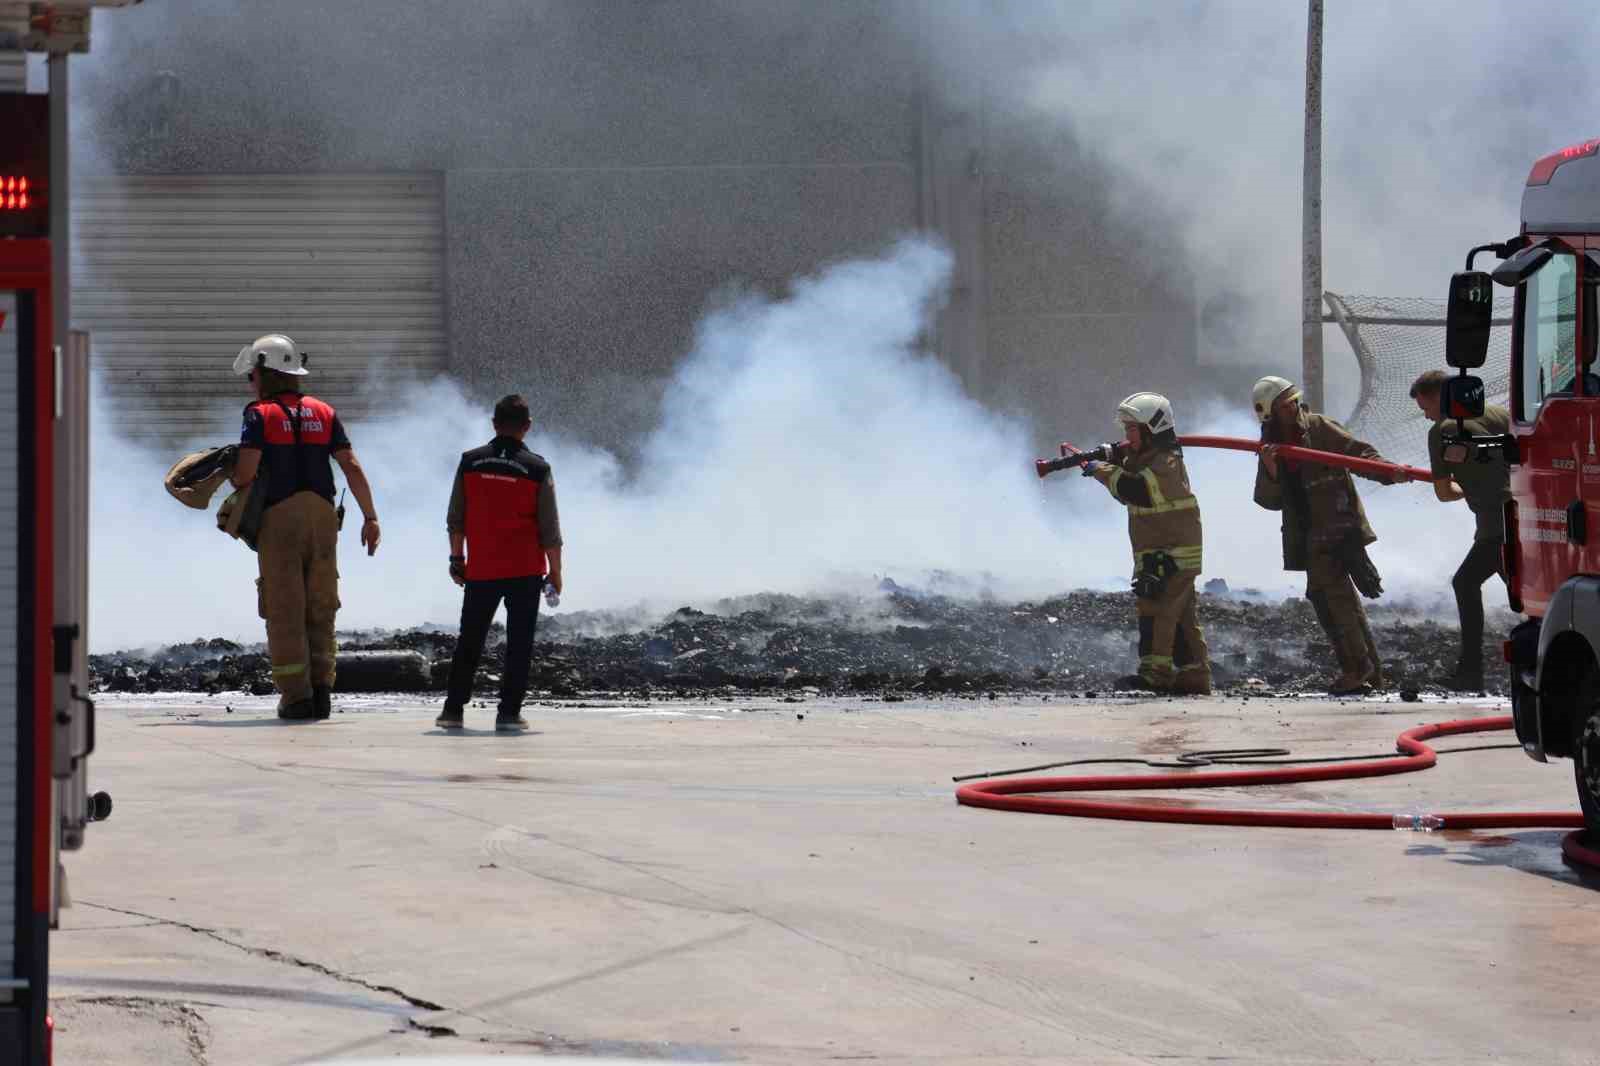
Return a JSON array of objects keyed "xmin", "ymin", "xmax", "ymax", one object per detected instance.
[
  {"xmin": 1492, "ymin": 243, "xmax": 1553, "ymax": 287},
  {"xmin": 1446, "ymin": 271, "xmax": 1494, "ymax": 369},
  {"xmin": 1442, "ymin": 374, "xmax": 1486, "ymax": 420}
]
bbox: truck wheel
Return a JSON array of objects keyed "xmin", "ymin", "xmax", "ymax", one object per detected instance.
[{"xmin": 1575, "ymin": 699, "xmax": 1600, "ymax": 836}]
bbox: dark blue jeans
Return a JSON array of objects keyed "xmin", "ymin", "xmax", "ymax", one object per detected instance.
[{"xmin": 443, "ymin": 574, "xmax": 545, "ymax": 717}]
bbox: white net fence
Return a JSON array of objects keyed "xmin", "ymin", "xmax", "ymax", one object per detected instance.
[{"xmin": 1325, "ymin": 291, "xmax": 1513, "ymax": 467}]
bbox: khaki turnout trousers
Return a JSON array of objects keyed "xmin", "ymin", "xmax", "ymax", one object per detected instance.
[
  {"xmin": 1136, "ymin": 570, "xmax": 1210, "ymax": 690},
  {"xmin": 257, "ymin": 491, "xmax": 341, "ymax": 703},
  {"xmin": 1305, "ymin": 546, "xmax": 1379, "ymax": 677}
]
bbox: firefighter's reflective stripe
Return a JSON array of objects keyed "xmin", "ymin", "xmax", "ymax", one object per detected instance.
[
  {"xmin": 1127, "ymin": 496, "xmax": 1199, "ymax": 517},
  {"xmin": 1119, "ymin": 467, "xmax": 1166, "ymax": 507},
  {"xmin": 1123, "ymin": 449, "xmax": 1205, "ymax": 575},
  {"xmin": 271, "ymin": 663, "xmax": 307, "ymax": 678},
  {"xmin": 1139, "ymin": 545, "xmax": 1203, "ymax": 571}
]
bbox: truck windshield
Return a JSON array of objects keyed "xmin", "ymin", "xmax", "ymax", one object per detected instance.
[{"xmin": 1518, "ymin": 250, "xmax": 1581, "ymax": 419}]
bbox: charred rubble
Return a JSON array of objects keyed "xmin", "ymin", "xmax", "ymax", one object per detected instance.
[{"xmin": 88, "ymin": 581, "xmax": 1513, "ymax": 700}]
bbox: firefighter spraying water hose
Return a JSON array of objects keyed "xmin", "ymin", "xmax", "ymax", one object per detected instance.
[
  {"xmin": 1038, "ymin": 382, "xmax": 1439, "ymax": 697},
  {"xmin": 1038, "ymin": 392, "xmax": 1212, "ymax": 695}
]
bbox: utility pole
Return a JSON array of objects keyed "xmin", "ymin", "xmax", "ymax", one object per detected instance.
[{"xmin": 1302, "ymin": 0, "xmax": 1324, "ymax": 411}]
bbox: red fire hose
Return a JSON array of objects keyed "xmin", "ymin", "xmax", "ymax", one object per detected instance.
[
  {"xmin": 1175, "ymin": 434, "xmax": 1437, "ymax": 482},
  {"xmin": 956, "ymin": 716, "xmax": 1599, "ymax": 869}
]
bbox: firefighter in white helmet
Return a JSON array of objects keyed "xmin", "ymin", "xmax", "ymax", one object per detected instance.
[
  {"xmin": 1082, "ymin": 392, "xmax": 1212, "ymax": 694},
  {"xmin": 227, "ymin": 334, "xmax": 382, "ymax": 720},
  {"xmin": 1252, "ymin": 375, "xmax": 1411, "ymax": 694}
]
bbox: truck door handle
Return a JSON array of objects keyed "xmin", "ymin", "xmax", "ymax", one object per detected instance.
[{"xmin": 1568, "ymin": 500, "xmax": 1588, "ymax": 545}]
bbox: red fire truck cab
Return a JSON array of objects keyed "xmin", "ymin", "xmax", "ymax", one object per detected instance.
[{"xmin": 1446, "ymin": 137, "xmax": 1600, "ymax": 836}]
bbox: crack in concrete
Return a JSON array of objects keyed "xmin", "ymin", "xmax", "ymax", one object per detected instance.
[
  {"xmin": 79, "ymin": 901, "xmax": 448, "ymax": 1013},
  {"xmin": 406, "ymin": 1018, "xmax": 458, "ymax": 1038}
]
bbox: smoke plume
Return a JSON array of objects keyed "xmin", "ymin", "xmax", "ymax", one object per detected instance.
[{"xmin": 93, "ymin": 238, "xmax": 1472, "ymax": 651}]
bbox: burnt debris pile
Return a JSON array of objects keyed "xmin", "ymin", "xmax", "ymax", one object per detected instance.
[{"xmin": 88, "ymin": 584, "xmax": 1509, "ymax": 699}]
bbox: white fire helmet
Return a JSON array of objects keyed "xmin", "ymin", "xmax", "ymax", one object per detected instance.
[
  {"xmin": 232, "ymin": 333, "xmax": 309, "ymax": 377},
  {"xmin": 1115, "ymin": 392, "xmax": 1175, "ymax": 435},
  {"xmin": 1251, "ymin": 375, "xmax": 1301, "ymax": 423}
]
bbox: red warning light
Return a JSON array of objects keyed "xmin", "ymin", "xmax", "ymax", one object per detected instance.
[
  {"xmin": 0, "ymin": 94, "xmax": 50, "ymax": 236},
  {"xmin": 0, "ymin": 177, "xmax": 37, "ymax": 211},
  {"xmin": 1528, "ymin": 137, "xmax": 1600, "ymax": 186}
]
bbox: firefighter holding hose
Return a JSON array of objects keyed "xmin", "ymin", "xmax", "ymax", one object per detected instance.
[
  {"xmin": 1079, "ymin": 393, "xmax": 1213, "ymax": 695},
  {"xmin": 1252, "ymin": 376, "xmax": 1411, "ymax": 695},
  {"xmin": 1411, "ymin": 369, "xmax": 1511, "ymax": 692}
]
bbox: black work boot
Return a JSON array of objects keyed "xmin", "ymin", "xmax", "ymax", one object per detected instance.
[
  {"xmin": 1440, "ymin": 663, "xmax": 1486, "ymax": 693},
  {"xmin": 435, "ymin": 705, "xmax": 465, "ymax": 730},
  {"xmin": 312, "ymin": 685, "xmax": 332, "ymax": 720},
  {"xmin": 495, "ymin": 706, "xmax": 530, "ymax": 732},
  {"xmin": 278, "ymin": 696, "xmax": 318, "ymax": 721}
]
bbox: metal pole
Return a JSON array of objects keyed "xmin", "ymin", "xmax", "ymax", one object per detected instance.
[
  {"xmin": 1301, "ymin": 0, "xmax": 1324, "ymax": 412},
  {"xmin": 48, "ymin": 52, "xmax": 67, "ymax": 342}
]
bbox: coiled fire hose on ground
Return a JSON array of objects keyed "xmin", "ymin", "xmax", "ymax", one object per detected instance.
[{"xmin": 954, "ymin": 716, "xmax": 1600, "ymax": 870}]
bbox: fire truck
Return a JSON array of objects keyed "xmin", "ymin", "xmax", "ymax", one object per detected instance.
[
  {"xmin": 0, "ymin": 4, "xmax": 136, "ymax": 1061},
  {"xmin": 1445, "ymin": 136, "xmax": 1600, "ymax": 839}
]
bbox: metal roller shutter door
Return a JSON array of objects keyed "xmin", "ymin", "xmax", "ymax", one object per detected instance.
[
  {"xmin": 0, "ymin": 296, "xmax": 19, "ymax": 998},
  {"xmin": 72, "ymin": 174, "xmax": 447, "ymax": 442}
]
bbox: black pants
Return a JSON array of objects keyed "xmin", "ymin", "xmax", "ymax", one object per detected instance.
[
  {"xmin": 1453, "ymin": 539, "xmax": 1505, "ymax": 674},
  {"xmin": 443, "ymin": 575, "xmax": 545, "ymax": 717}
]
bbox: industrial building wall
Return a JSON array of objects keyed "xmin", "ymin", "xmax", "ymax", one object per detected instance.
[
  {"xmin": 71, "ymin": 174, "xmax": 448, "ymax": 443},
  {"xmin": 444, "ymin": 163, "xmax": 919, "ymax": 447},
  {"xmin": 69, "ymin": 0, "xmax": 1196, "ymax": 452}
]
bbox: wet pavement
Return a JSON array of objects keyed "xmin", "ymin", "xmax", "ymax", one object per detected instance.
[{"xmin": 51, "ymin": 688, "xmax": 1598, "ymax": 1065}]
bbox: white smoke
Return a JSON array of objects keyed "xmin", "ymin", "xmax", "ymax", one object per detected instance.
[
  {"xmin": 908, "ymin": 1, "xmax": 1600, "ymax": 414},
  {"xmin": 91, "ymin": 237, "xmax": 1470, "ymax": 653}
]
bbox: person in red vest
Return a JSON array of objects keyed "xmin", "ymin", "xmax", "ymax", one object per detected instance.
[
  {"xmin": 229, "ymin": 333, "xmax": 381, "ymax": 721},
  {"xmin": 437, "ymin": 394, "xmax": 564, "ymax": 731}
]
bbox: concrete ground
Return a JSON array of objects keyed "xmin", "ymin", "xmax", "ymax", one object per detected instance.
[{"xmin": 49, "ymin": 690, "xmax": 1600, "ymax": 1065}]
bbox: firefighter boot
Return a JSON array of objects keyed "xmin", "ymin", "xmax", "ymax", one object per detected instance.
[
  {"xmin": 1116, "ymin": 673, "xmax": 1170, "ymax": 694},
  {"xmin": 1355, "ymin": 611, "xmax": 1385, "ymax": 689},
  {"xmin": 312, "ymin": 685, "xmax": 332, "ymax": 720},
  {"xmin": 1440, "ymin": 663, "xmax": 1486, "ymax": 693},
  {"xmin": 1173, "ymin": 667, "xmax": 1213, "ymax": 696},
  {"xmin": 278, "ymin": 695, "xmax": 318, "ymax": 721},
  {"xmin": 1329, "ymin": 630, "xmax": 1374, "ymax": 696}
]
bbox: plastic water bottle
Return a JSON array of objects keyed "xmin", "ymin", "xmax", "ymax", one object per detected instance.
[
  {"xmin": 544, "ymin": 586, "xmax": 560, "ymax": 609},
  {"xmin": 1391, "ymin": 813, "xmax": 1444, "ymax": 832}
]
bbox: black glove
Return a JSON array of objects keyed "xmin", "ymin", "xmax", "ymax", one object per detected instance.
[{"xmin": 1339, "ymin": 536, "xmax": 1384, "ymax": 599}]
